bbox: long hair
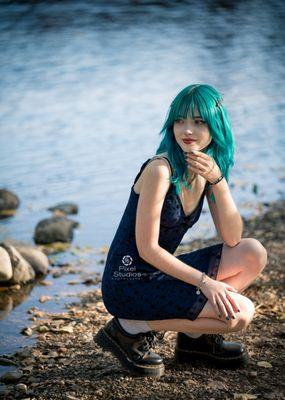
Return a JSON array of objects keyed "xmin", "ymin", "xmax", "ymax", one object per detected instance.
[{"xmin": 155, "ymin": 84, "xmax": 235, "ymax": 199}]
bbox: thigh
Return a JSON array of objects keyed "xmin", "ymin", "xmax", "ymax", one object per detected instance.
[{"xmin": 217, "ymin": 238, "xmax": 264, "ymax": 281}]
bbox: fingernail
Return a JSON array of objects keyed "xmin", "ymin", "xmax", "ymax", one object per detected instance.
[
  {"xmin": 226, "ymin": 316, "xmax": 230, "ymax": 320},
  {"xmin": 237, "ymin": 309, "xmax": 241, "ymax": 312},
  {"xmin": 219, "ymin": 314, "xmax": 222, "ymax": 318},
  {"xmin": 232, "ymin": 316, "xmax": 235, "ymax": 319}
]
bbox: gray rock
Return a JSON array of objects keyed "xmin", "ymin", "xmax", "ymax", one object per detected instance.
[
  {"xmin": 15, "ymin": 383, "xmax": 28, "ymax": 392},
  {"xmin": 48, "ymin": 202, "xmax": 78, "ymax": 215},
  {"xmin": 21, "ymin": 327, "xmax": 33, "ymax": 336},
  {"xmin": 34, "ymin": 216, "xmax": 79, "ymax": 244},
  {"xmin": 0, "ymin": 188, "xmax": 20, "ymax": 218},
  {"xmin": 0, "ymin": 357, "xmax": 17, "ymax": 366},
  {"xmin": 15, "ymin": 245, "xmax": 49, "ymax": 275},
  {"xmin": 0, "ymin": 243, "xmax": 35, "ymax": 284},
  {"xmin": 0, "ymin": 246, "xmax": 13, "ymax": 281},
  {"xmin": 0, "ymin": 369, "xmax": 23, "ymax": 383}
]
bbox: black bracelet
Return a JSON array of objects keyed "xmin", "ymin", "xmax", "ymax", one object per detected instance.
[{"xmin": 208, "ymin": 175, "xmax": 224, "ymax": 186}]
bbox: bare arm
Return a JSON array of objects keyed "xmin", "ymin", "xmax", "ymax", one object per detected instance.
[
  {"xmin": 135, "ymin": 157, "xmax": 240, "ymax": 319},
  {"xmin": 206, "ymin": 180, "xmax": 243, "ymax": 247},
  {"xmin": 186, "ymin": 150, "xmax": 243, "ymax": 247},
  {"xmin": 135, "ymin": 158, "xmax": 202, "ymax": 287}
]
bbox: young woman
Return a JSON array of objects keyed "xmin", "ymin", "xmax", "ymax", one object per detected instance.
[{"xmin": 95, "ymin": 84, "xmax": 267, "ymax": 378}]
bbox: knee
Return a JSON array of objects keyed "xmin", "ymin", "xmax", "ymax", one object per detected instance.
[
  {"xmin": 240, "ymin": 238, "xmax": 267, "ymax": 273},
  {"xmin": 230, "ymin": 297, "xmax": 255, "ymax": 332}
]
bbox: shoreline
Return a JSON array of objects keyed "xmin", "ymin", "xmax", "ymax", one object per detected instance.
[{"xmin": 0, "ymin": 199, "xmax": 284, "ymax": 399}]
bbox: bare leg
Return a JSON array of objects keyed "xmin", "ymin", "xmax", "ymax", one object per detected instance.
[
  {"xmin": 147, "ymin": 238, "xmax": 267, "ymax": 333},
  {"xmin": 217, "ymin": 238, "xmax": 267, "ymax": 292}
]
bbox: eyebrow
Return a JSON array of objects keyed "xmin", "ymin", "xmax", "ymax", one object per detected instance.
[{"xmin": 177, "ymin": 115, "xmax": 203, "ymax": 119}]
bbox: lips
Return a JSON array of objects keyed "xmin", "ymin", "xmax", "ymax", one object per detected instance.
[{"xmin": 182, "ymin": 139, "xmax": 196, "ymax": 144}]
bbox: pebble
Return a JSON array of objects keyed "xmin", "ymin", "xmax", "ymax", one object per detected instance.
[
  {"xmin": 17, "ymin": 347, "xmax": 33, "ymax": 359},
  {"xmin": 16, "ymin": 383, "xmax": 28, "ymax": 392},
  {"xmin": 39, "ymin": 280, "xmax": 53, "ymax": 286},
  {"xmin": 65, "ymin": 394, "xmax": 78, "ymax": 400},
  {"xmin": 36, "ymin": 325, "xmax": 50, "ymax": 333},
  {"xmin": 39, "ymin": 295, "xmax": 52, "ymax": 303},
  {"xmin": 54, "ymin": 326, "xmax": 74, "ymax": 334},
  {"xmin": 21, "ymin": 327, "xmax": 33, "ymax": 336},
  {"xmin": 0, "ymin": 357, "xmax": 17, "ymax": 366},
  {"xmin": 0, "ymin": 369, "xmax": 23, "ymax": 383},
  {"xmin": 248, "ymin": 371, "xmax": 258, "ymax": 377}
]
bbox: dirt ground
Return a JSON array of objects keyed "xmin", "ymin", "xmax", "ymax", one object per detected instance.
[{"xmin": 1, "ymin": 200, "xmax": 284, "ymax": 400}]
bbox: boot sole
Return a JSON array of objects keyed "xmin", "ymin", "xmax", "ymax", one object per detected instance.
[
  {"xmin": 94, "ymin": 327, "xmax": 165, "ymax": 378},
  {"xmin": 174, "ymin": 347, "xmax": 249, "ymax": 369}
]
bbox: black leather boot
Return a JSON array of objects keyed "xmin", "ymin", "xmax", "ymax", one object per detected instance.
[
  {"xmin": 94, "ymin": 317, "xmax": 165, "ymax": 377},
  {"xmin": 174, "ymin": 333, "xmax": 249, "ymax": 368}
]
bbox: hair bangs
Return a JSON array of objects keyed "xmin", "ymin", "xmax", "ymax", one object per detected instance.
[{"xmin": 156, "ymin": 84, "xmax": 235, "ymax": 200}]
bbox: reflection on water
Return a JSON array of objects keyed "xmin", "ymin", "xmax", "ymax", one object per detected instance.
[
  {"xmin": 0, "ymin": 0, "xmax": 284, "ymax": 355},
  {"xmin": 0, "ymin": 282, "xmax": 36, "ymax": 321}
]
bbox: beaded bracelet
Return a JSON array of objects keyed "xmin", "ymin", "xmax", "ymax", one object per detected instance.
[
  {"xmin": 208, "ymin": 175, "xmax": 224, "ymax": 187},
  {"xmin": 196, "ymin": 272, "xmax": 207, "ymax": 295}
]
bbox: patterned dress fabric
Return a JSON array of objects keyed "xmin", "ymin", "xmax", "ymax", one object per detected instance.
[{"xmin": 101, "ymin": 156, "xmax": 223, "ymax": 321}]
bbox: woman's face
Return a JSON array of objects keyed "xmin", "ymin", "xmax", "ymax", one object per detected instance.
[{"xmin": 173, "ymin": 110, "xmax": 212, "ymax": 152}]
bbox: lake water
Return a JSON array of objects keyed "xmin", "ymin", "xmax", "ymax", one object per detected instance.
[{"xmin": 0, "ymin": 0, "xmax": 284, "ymax": 357}]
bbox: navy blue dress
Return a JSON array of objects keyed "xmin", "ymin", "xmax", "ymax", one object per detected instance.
[{"xmin": 101, "ymin": 156, "xmax": 223, "ymax": 321}]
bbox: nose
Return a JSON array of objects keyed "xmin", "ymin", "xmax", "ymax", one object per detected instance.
[{"xmin": 184, "ymin": 126, "xmax": 193, "ymax": 135}]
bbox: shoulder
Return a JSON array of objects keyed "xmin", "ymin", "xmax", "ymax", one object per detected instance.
[
  {"xmin": 143, "ymin": 157, "xmax": 171, "ymax": 182},
  {"xmin": 138, "ymin": 156, "xmax": 172, "ymax": 197}
]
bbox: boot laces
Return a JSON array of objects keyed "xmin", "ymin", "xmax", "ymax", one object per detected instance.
[
  {"xmin": 139, "ymin": 331, "xmax": 165, "ymax": 352},
  {"xmin": 213, "ymin": 334, "xmax": 225, "ymax": 345}
]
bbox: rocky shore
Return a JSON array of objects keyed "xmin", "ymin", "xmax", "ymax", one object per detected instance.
[{"xmin": 0, "ymin": 200, "xmax": 284, "ymax": 400}]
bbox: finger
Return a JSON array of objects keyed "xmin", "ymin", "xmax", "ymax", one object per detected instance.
[
  {"xmin": 188, "ymin": 156, "xmax": 209, "ymax": 168},
  {"xmin": 210, "ymin": 297, "xmax": 222, "ymax": 318},
  {"xmin": 219, "ymin": 293, "xmax": 236, "ymax": 319},
  {"xmin": 225, "ymin": 291, "xmax": 240, "ymax": 313},
  {"xmin": 216, "ymin": 296, "xmax": 228, "ymax": 319},
  {"xmin": 187, "ymin": 155, "xmax": 213, "ymax": 171},
  {"xmin": 188, "ymin": 166, "xmax": 204, "ymax": 175},
  {"xmin": 190, "ymin": 151, "xmax": 212, "ymax": 161},
  {"xmin": 224, "ymin": 283, "xmax": 239, "ymax": 293},
  {"xmin": 187, "ymin": 160, "xmax": 205, "ymax": 171}
]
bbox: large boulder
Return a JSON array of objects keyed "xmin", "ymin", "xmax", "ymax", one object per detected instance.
[
  {"xmin": 34, "ymin": 216, "xmax": 79, "ymax": 244},
  {"xmin": 0, "ymin": 246, "xmax": 13, "ymax": 281},
  {"xmin": 15, "ymin": 246, "xmax": 49, "ymax": 275},
  {"xmin": 0, "ymin": 189, "xmax": 20, "ymax": 218},
  {"xmin": 0, "ymin": 243, "xmax": 35, "ymax": 284},
  {"xmin": 47, "ymin": 202, "xmax": 78, "ymax": 215}
]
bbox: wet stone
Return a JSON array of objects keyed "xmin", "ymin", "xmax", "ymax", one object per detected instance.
[
  {"xmin": 16, "ymin": 383, "xmax": 28, "ymax": 392},
  {"xmin": 0, "ymin": 369, "xmax": 23, "ymax": 383}
]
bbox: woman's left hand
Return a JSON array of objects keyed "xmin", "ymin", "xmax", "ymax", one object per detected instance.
[{"xmin": 184, "ymin": 150, "xmax": 221, "ymax": 183}]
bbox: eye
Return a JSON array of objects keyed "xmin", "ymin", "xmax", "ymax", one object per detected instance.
[
  {"xmin": 195, "ymin": 120, "xmax": 206, "ymax": 125},
  {"xmin": 175, "ymin": 118, "xmax": 184, "ymax": 124}
]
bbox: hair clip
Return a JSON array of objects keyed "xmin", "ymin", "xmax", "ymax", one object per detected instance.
[{"xmin": 215, "ymin": 98, "xmax": 223, "ymax": 108}]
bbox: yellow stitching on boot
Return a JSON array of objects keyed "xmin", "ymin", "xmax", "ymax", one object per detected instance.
[{"xmin": 175, "ymin": 347, "xmax": 247, "ymax": 360}]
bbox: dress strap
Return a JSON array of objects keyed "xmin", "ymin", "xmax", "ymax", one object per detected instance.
[{"xmin": 133, "ymin": 156, "xmax": 173, "ymax": 185}]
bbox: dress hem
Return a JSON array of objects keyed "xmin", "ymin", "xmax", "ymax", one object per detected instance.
[{"xmin": 186, "ymin": 243, "xmax": 223, "ymax": 321}]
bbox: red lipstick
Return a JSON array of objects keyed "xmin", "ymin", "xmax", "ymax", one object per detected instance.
[{"xmin": 182, "ymin": 139, "xmax": 196, "ymax": 144}]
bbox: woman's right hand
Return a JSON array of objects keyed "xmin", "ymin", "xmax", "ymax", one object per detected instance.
[{"xmin": 201, "ymin": 276, "xmax": 240, "ymax": 320}]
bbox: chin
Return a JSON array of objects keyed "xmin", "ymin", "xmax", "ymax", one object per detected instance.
[{"xmin": 183, "ymin": 144, "xmax": 200, "ymax": 151}]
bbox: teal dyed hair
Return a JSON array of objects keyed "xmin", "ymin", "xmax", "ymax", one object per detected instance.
[{"xmin": 155, "ymin": 84, "xmax": 235, "ymax": 200}]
